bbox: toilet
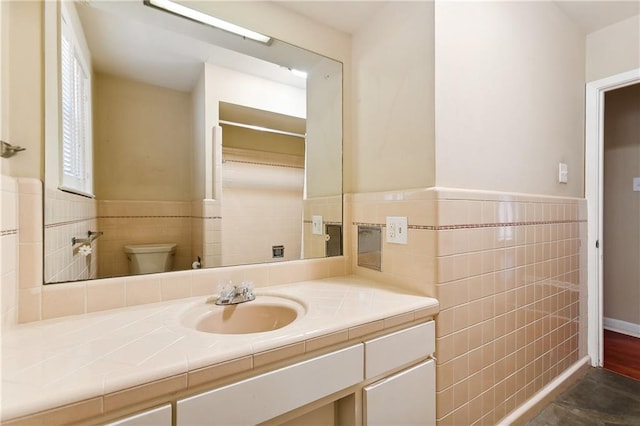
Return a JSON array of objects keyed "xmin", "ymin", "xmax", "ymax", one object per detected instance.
[{"xmin": 124, "ymin": 243, "xmax": 177, "ymax": 275}]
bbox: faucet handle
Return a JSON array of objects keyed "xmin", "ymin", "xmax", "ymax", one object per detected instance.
[
  {"xmin": 241, "ymin": 281, "xmax": 254, "ymax": 295},
  {"xmin": 216, "ymin": 282, "xmax": 233, "ymax": 300}
]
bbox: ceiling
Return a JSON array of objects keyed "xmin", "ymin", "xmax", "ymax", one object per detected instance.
[
  {"xmin": 554, "ymin": 1, "xmax": 640, "ymax": 33},
  {"xmin": 276, "ymin": 1, "xmax": 640, "ymax": 35},
  {"xmin": 273, "ymin": 1, "xmax": 386, "ymax": 34}
]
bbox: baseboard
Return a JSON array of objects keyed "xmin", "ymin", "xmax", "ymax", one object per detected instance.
[
  {"xmin": 603, "ymin": 317, "xmax": 640, "ymax": 338},
  {"xmin": 498, "ymin": 356, "xmax": 591, "ymax": 425}
]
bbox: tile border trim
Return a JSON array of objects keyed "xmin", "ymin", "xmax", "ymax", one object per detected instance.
[
  {"xmin": 45, "ymin": 216, "xmax": 222, "ymax": 228},
  {"xmin": 353, "ymin": 219, "xmax": 586, "ymax": 230}
]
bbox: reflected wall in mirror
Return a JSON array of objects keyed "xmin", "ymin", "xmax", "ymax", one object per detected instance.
[{"xmin": 43, "ymin": 1, "xmax": 342, "ymax": 284}]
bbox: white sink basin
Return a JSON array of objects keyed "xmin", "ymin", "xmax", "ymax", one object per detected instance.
[{"xmin": 182, "ymin": 296, "xmax": 305, "ymax": 334}]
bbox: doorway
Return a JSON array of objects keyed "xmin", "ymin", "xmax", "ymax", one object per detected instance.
[
  {"xmin": 585, "ymin": 68, "xmax": 640, "ymax": 368},
  {"xmin": 600, "ymin": 83, "xmax": 640, "ymax": 380}
]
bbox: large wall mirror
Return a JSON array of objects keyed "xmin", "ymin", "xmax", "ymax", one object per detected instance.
[{"xmin": 43, "ymin": 1, "xmax": 342, "ymax": 284}]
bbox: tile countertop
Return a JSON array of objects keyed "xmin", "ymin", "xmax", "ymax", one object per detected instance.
[{"xmin": 0, "ymin": 275, "xmax": 439, "ymax": 422}]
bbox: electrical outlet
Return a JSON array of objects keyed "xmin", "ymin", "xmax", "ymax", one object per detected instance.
[
  {"xmin": 312, "ymin": 215, "xmax": 323, "ymax": 235},
  {"xmin": 386, "ymin": 216, "xmax": 408, "ymax": 244}
]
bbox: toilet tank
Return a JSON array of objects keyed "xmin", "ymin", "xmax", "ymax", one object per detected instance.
[{"xmin": 124, "ymin": 243, "xmax": 177, "ymax": 275}]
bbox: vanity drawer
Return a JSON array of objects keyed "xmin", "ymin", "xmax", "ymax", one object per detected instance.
[
  {"xmin": 177, "ymin": 344, "xmax": 364, "ymax": 425},
  {"xmin": 364, "ymin": 321, "xmax": 434, "ymax": 379},
  {"xmin": 106, "ymin": 404, "xmax": 172, "ymax": 426}
]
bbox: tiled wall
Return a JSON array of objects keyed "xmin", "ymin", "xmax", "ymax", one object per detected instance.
[
  {"xmin": 221, "ymin": 152, "xmax": 304, "ymax": 266},
  {"xmin": 1, "ymin": 175, "xmax": 19, "ymax": 326},
  {"xmin": 5, "ymin": 176, "xmax": 589, "ymax": 425},
  {"xmin": 4, "ymin": 177, "xmax": 348, "ymax": 322},
  {"xmin": 17, "ymin": 179, "xmax": 45, "ymax": 323},
  {"xmin": 347, "ymin": 189, "xmax": 438, "ymax": 296},
  {"xmin": 32, "ymin": 255, "xmax": 348, "ymax": 321},
  {"xmin": 348, "ymin": 187, "xmax": 587, "ymax": 426},
  {"xmin": 97, "ymin": 200, "xmax": 193, "ymax": 277},
  {"xmin": 44, "ymin": 186, "xmax": 98, "ymax": 283},
  {"xmin": 191, "ymin": 199, "xmax": 222, "ymax": 269},
  {"xmin": 303, "ymin": 195, "xmax": 343, "ymax": 258},
  {"xmin": 221, "ymin": 187, "xmax": 303, "ymax": 265},
  {"xmin": 433, "ymin": 190, "xmax": 585, "ymax": 425}
]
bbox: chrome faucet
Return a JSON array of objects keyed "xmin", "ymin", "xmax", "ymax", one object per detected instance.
[{"xmin": 213, "ymin": 281, "xmax": 255, "ymax": 305}]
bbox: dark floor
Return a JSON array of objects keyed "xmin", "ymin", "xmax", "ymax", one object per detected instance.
[{"xmin": 526, "ymin": 368, "xmax": 640, "ymax": 425}]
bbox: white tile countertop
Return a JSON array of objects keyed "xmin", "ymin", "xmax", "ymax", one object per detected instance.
[{"xmin": 1, "ymin": 275, "xmax": 439, "ymax": 422}]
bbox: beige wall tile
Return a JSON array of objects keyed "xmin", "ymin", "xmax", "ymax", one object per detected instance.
[
  {"xmin": 125, "ymin": 275, "xmax": 161, "ymax": 306},
  {"xmin": 18, "ymin": 287, "xmax": 41, "ymax": 323},
  {"xmin": 41, "ymin": 282, "xmax": 86, "ymax": 320},
  {"xmin": 86, "ymin": 277, "xmax": 125, "ymax": 313},
  {"xmin": 160, "ymin": 270, "xmax": 192, "ymax": 301},
  {"xmin": 18, "ymin": 242, "xmax": 42, "ymax": 289}
]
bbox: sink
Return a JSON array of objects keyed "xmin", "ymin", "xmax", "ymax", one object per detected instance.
[{"xmin": 182, "ymin": 296, "xmax": 305, "ymax": 334}]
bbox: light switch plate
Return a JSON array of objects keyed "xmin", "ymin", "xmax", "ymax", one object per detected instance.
[
  {"xmin": 558, "ymin": 163, "xmax": 568, "ymax": 184},
  {"xmin": 634, "ymin": 177, "xmax": 640, "ymax": 192},
  {"xmin": 386, "ymin": 216, "xmax": 408, "ymax": 244},
  {"xmin": 312, "ymin": 215, "xmax": 323, "ymax": 235}
]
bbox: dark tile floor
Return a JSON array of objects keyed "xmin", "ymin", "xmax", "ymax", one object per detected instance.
[{"xmin": 526, "ymin": 368, "xmax": 640, "ymax": 425}]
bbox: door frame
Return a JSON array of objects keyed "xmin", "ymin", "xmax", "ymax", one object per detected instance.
[{"xmin": 585, "ymin": 68, "xmax": 640, "ymax": 367}]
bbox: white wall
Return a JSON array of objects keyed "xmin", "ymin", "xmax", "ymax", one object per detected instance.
[
  {"xmin": 306, "ymin": 57, "xmax": 343, "ymax": 198},
  {"xmin": 351, "ymin": 2, "xmax": 435, "ymax": 193},
  {"xmin": 2, "ymin": 1, "xmax": 42, "ymax": 179},
  {"xmin": 93, "ymin": 74, "xmax": 193, "ymax": 201},
  {"xmin": 0, "ymin": 0, "xmax": 6, "ymax": 174},
  {"xmin": 586, "ymin": 15, "xmax": 640, "ymax": 83},
  {"xmin": 191, "ymin": 68, "xmax": 206, "ymax": 200},
  {"xmin": 434, "ymin": 1, "xmax": 585, "ymax": 197}
]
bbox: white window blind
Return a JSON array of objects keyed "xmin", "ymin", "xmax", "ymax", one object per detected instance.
[{"xmin": 60, "ymin": 11, "xmax": 92, "ymax": 197}]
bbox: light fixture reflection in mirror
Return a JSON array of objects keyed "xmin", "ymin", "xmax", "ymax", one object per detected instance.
[
  {"xmin": 43, "ymin": 1, "xmax": 343, "ymax": 284},
  {"xmin": 143, "ymin": 0, "xmax": 273, "ymax": 44}
]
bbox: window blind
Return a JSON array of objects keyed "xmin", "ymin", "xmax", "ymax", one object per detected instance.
[{"xmin": 60, "ymin": 13, "xmax": 92, "ymax": 196}]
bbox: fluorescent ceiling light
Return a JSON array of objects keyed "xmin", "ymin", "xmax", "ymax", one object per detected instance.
[{"xmin": 144, "ymin": 0, "xmax": 272, "ymax": 45}]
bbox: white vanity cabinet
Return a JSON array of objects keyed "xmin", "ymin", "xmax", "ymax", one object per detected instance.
[
  {"xmin": 364, "ymin": 360, "xmax": 435, "ymax": 426},
  {"xmin": 363, "ymin": 321, "xmax": 436, "ymax": 426},
  {"xmin": 177, "ymin": 344, "xmax": 364, "ymax": 425},
  {"xmin": 106, "ymin": 404, "xmax": 172, "ymax": 426},
  {"xmin": 175, "ymin": 322, "xmax": 436, "ymax": 426}
]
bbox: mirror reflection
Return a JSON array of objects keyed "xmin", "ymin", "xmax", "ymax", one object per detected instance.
[{"xmin": 44, "ymin": 1, "xmax": 342, "ymax": 284}]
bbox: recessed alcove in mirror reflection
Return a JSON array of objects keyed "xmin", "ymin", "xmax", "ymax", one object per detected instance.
[{"xmin": 43, "ymin": 1, "xmax": 343, "ymax": 284}]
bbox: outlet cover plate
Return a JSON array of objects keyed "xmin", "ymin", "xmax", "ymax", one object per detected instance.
[
  {"xmin": 558, "ymin": 162, "xmax": 568, "ymax": 184},
  {"xmin": 386, "ymin": 216, "xmax": 408, "ymax": 244}
]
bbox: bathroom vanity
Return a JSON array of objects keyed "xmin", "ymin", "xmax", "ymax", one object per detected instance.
[{"xmin": 1, "ymin": 276, "xmax": 438, "ymax": 425}]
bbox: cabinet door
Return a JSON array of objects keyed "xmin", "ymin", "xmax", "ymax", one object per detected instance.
[
  {"xmin": 106, "ymin": 404, "xmax": 172, "ymax": 426},
  {"xmin": 364, "ymin": 359, "xmax": 435, "ymax": 426}
]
